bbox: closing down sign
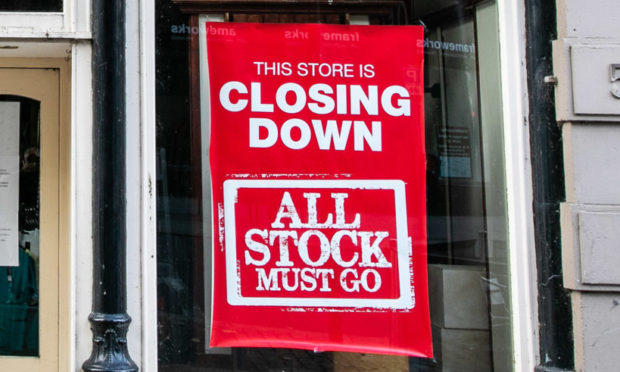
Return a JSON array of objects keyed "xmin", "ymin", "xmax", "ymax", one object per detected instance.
[{"xmin": 205, "ymin": 22, "xmax": 432, "ymax": 357}]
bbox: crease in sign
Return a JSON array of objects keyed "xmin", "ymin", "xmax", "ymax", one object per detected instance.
[
  {"xmin": 408, "ymin": 237, "xmax": 415, "ymax": 287},
  {"xmin": 283, "ymin": 305, "xmax": 416, "ymax": 314},
  {"xmin": 218, "ymin": 203, "xmax": 225, "ymax": 252}
]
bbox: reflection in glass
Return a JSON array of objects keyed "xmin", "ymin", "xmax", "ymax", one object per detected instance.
[
  {"xmin": 0, "ymin": 96, "xmax": 40, "ymax": 356},
  {"xmin": 0, "ymin": 0, "xmax": 62, "ymax": 12},
  {"xmin": 156, "ymin": 0, "xmax": 512, "ymax": 370}
]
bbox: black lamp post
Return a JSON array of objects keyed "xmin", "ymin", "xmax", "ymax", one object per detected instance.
[{"xmin": 83, "ymin": 0, "xmax": 138, "ymax": 370}]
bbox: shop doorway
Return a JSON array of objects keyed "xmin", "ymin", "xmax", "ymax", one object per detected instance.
[{"xmin": 0, "ymin": 66, "xmax": 62, "ymax": 371}]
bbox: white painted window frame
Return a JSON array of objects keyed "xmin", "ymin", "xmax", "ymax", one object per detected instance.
[
  {"xmin": 0, "ymin": 0, "xmax": 90, "ymax": 39},
  {"xmin": 138, "ymin": 0, "xmax": 158, "ymax": 370},
  {"xmin": 72, "ymin": 39, "xmax": 94, "ymax": 372},
  {"xmin": 138, "ymin": 0, "xmax": 541, "ymax": 370},
  {"xmin": 497, "ymin": 0, "xmax": 540, "ymax": 370}
]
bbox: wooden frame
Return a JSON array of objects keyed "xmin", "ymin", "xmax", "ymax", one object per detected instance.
[{"xmin": 0, "ymin": 58, "xmax": 71, "ymax": 372}]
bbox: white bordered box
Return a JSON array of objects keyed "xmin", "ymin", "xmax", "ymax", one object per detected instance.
[{"xmin": 222, "ymin": 179, "xmax": 414, "ymax": 310}]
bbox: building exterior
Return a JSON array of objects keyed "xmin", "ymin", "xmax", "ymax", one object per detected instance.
[
  {"xmin": 554, "ymin": 1, "xmax": 620, "ymax": 371},
  {"xmin": 0, "ymin": 0, "xmax": 617, "ymax": 371}
]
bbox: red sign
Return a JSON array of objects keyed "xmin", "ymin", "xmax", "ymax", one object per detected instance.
[{"xmin": 206, "ymin": 22, "xmax": 431, "ymax": 357}]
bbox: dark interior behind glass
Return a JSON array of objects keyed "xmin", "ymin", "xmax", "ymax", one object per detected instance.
[
  {"xmin": 156, "ymin": 0, "xmax": 510, "ymax": 370},
  {"xmin": 0, "ymin": 0, "xmax": 62, "ymax": 12},
  {"xmin": 0, "ymin": 96, "xmax": 40, "ymax": 357}
]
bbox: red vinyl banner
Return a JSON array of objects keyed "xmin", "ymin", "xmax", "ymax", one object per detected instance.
[{"xmin": 205, "ymin": 22, "xmax": 431, "ymax": 357}]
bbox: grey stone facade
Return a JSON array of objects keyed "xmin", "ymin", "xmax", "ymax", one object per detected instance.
[{"xmin": 554, "ymin": 0, "xmax": 620, "ymax": 371}]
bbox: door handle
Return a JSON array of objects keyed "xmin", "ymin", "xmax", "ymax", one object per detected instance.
[{"xmin": 611, "ymin": 64, "xmax": 620, "ymax": 98}]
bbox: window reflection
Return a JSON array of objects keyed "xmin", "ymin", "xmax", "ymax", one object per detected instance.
[
  {"xmin": 156, "ymin": 0, "xmax": 511, "ymax": 370},
  {"xmin": 0, "ymin": 0, "xmax": 62, "ymax": 12},
  {"xmin": 0, "ymin": 96, "xmax": 40, "ymax": 357}
]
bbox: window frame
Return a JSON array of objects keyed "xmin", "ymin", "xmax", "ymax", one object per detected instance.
[
  {"xmin": 0, "ymin": 0, "xmax": 90, "ymax": 39},
  {"xmin": 0, "ymin": 58, "xmax": 71, "ymax": 372},
  {"xmin": 496, "ymin": 0, "xmax": 540, "ymax": 369}
]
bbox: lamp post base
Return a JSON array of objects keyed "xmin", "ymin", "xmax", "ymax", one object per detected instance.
[{"xmin": 82, "ymin": 312, "xmax": 138, "ymax": 372}]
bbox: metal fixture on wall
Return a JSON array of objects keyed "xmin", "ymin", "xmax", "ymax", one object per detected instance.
[{"xmin": 525, "ymin": 0, "xmax": 574, "ymax": 371}]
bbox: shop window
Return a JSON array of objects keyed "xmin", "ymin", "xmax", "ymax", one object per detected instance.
[
  {"xmin": 0, "ymin": 96, "xmax": 40, "ymax": 357},
  {"xmin": 0, "ymin": 63, "xmax": 65, "ymax": 371},
  {"xmin": 156, "ymin": 0, "xmax": 511, "ymax": 370},
  {"xmin": 0, "ymin": 1, "xmax": 62, "ymax": 12}
]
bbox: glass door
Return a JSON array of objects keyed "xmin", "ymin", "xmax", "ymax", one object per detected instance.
[{"xmin": 0, "ymin": 67, "xmax": 60, "ymax": 371}]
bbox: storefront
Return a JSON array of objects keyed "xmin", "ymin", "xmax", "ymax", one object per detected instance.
[
  {"xmin": 2, "ymin": 0, "xmax": 612, "ymax": 371},
  {"xmin": 153, "ymin": 1, "xmax": 537, "ymax": 370}
]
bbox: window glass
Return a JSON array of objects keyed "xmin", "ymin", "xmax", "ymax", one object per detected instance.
[
  {"xmin": 0, "ymin": 96, "xmax": 40, "ymax": 357},
  {"xmin": 156, "ymin": 0, "xmax": 511, "ymax": 370},
  {"xmin": 0, "ymin": 1, "xmax": 62, "ymax": 12}
]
